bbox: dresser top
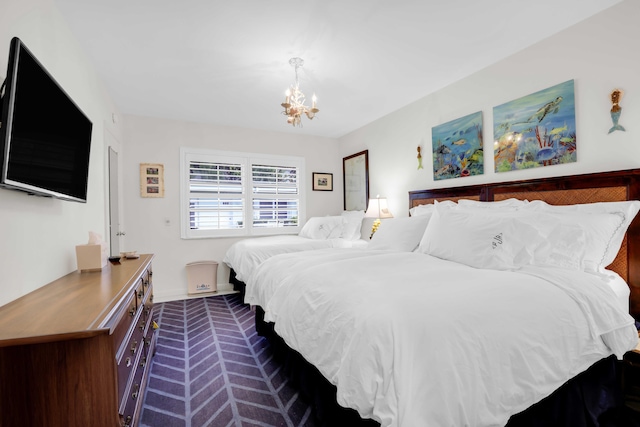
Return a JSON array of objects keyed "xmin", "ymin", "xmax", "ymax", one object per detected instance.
[{"xmin": 0, "ymin": 254, "xmax": 154, "ymax": 347}]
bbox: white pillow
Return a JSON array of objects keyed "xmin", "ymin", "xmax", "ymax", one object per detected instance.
[
  {"xmin": 367, "ymin": 215, "xmax": 432, "ymax": 252},
  {"xmin": 526, "ymin": 210, "xmax": 624, "ymax": 272},
  {"xmin": 457, "ymin": 198, "xmax": 528, "ymax": 208},
  {"xmin": 417, "ymin": 207, "xmax": 542, "ymax": 270},
  {"xmin": 521, "ymin": 200, "xmax": 640, "ymax": 267},
  {"xmin": 434, "ymin": 199, "xmax": 458, "ymax": 209},
  {"xmin": 449, "ymin": 208, "xmax": 624, "ymax": 273},
  {"xmin": 340, "ymin": 210, "xmax": 365, "ymax": 240},
  {"xmin": 409, "ymin": 204, "xmax": 435, "ymax": 217},
  {"xmin": 299, "ymin": 216, "xmax": 345, "ymax": 240}
]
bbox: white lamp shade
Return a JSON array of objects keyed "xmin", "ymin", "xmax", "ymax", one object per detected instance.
[{"xmin": 365, "ymin": 197, "xmax": 393, "ymax": 219}]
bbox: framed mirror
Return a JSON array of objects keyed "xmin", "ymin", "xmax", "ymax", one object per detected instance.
[{"xmin": 343, "ymin": 150, "xmax": 369, "ymax": 211}]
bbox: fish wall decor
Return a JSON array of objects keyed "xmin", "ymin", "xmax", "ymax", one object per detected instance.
[
  {"xmin": 493, "ymin": 80, "xmax": 576, "ymax": 172},
  {"xmin": 431, "ymin": 111, "xmax": 484, "ymax": 180}
]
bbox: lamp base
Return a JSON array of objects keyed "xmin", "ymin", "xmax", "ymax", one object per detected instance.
[{"xmin": 370, "ymin": 218, "xmax": 381, "ymax": 239}]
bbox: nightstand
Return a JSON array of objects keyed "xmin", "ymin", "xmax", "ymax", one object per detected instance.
[{"xmin": 623, "ymin": 332, "xmax": 640, "ymax": 412}]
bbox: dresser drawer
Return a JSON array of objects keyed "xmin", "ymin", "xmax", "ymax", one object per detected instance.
[
  {"xmin": 135, "ymin": 277, "xmax": 145, "ymax": 309},
  {"xmin": 121, "ymin": 341, "xmax": 147, "ymax": 427},
  {"xmin": 117, "ymin": 313, "xmax": 146, "ymax": 406},
  {"xmin": 143, "ymin": 286, "xmax": 153, "ymax": 322},
  {"xmin": 112, "ymin": 290, "xmax": 138, "ymax": 354}
]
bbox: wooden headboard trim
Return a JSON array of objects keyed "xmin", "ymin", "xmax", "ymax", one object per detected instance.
[{"xmin": 408, "ymin": 168, "xmax": 640, "ymax": 319}]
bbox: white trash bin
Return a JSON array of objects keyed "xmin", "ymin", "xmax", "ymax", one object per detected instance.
[{"xmin": 186, "ymin": 261, "xmax": 218, "ymax": 295}]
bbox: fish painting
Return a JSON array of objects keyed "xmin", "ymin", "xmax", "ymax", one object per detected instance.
[
  {"xmin": 493, "ymin": 80, "xmax": 576, "ymax": 173},
  {"xmin": 432, "ymin": 111, "xmax": 484, "ymax": 180}
]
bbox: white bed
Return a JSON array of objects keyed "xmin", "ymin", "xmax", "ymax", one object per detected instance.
[
  {"xmin": 223, "ymin": 211, "xmax": 368, "ymax": 283},
  {"xmin": 243, "ymin": 183, "xmax": 640, "ymax": 427},
  {"xmin": 223, "ymin": 234, "xmax": 368, "ymax": 283},
  {"xmin": 248, "ymin": 248, "xmax": 637, "ymax": 426}
]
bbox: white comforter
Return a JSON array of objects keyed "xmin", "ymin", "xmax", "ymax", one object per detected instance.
[
  {"xmin": 223, "ymin": 235, "xmax": 368, "ymax": 283},
  {"xmin": 247, "ymin": 248, "xmax": 638, "ymax": 427}
]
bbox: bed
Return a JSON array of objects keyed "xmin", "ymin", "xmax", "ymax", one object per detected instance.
[
  {"xmin": 247, "ymin": 168, "xmax": 640, "ymax": 427},
  {"xmin": 223, "ymin": 211, "xmax": 368, "ymax": 295}
]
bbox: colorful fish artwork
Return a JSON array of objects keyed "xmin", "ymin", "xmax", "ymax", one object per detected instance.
[
  {"xmin": 493, "ymin": 80, "xmax": 576, "ymax": 172},
  {"xmin": 432, "ymin": 111, "xmax": 484, "ymax": 181}
]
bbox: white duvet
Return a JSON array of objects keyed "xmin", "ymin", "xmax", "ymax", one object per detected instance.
[
  {"xmin": 247, "ymin": 248, "xmax": 638, "ymax": 427},
  {"xmin": 222, "ymin": 235, "xmax": 368, "ymax": 283}
]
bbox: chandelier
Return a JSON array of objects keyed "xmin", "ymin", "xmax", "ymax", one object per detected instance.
[{"xmin": 281, "ymin": 57, "xmax": 319, "ymax": 127}]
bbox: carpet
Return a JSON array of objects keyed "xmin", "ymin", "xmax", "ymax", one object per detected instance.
[{"xmin": 140, "ymin": 293, "xmax": 316, "ymax": 427}]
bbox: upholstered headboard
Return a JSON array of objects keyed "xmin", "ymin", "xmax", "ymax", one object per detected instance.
[{"xmin": 409, "ymin": 168, "xmax": 640, "ymax": 319}]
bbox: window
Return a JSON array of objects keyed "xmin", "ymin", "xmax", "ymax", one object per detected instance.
[{"xmin": 181, "ymin": 148, "xmax": 305, "ymax": 238}]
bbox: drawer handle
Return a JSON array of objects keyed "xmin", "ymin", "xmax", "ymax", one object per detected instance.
[
  {"xmin": 139, "ymin": 320, "xmax": 145, "ymax": 331},
  {"xmin": 143, "ymin": 278, "xmax": 149, "ymax": 286},
  {"xmin": 137, "ymin": 290, "xmax": 144, "ymax": 299},
  {"xmin": 131, "ymin": 339, "xmax": 138, "ymax": 354},
  {"xmin": 123, "ymin": 416, "xmax": 132, "ymax": 427},
  {"xmin": 129, "ymin": 306, "xmax": 136, "ymax": 316},
  {"xmin": 125, "ymin": 357, "xmax": 132, "ymax": 368},
  {"xmin": 131, "ymin": 383, "xmax": 140, "ymax": 400},
  {"xmin": 140, "ymin": 356, "xmax": 147, "ymax": 368}
]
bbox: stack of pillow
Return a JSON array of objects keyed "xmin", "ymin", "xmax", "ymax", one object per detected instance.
[{"xmin": 367, "ymin": 198, "xmax": 640, "ymax": 276}]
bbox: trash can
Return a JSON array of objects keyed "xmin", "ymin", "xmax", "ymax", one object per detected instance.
[{"xmin": 186, "ymin": 261, "xmax": 218, "ymax": 295}]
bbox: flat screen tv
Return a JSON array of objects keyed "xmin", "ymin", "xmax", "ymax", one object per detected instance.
[{"xmin": 0, "ymin": 37, "xmax": 92, "ymax": 203}]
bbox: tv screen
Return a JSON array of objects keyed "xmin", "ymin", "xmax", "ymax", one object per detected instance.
[{"xmin": 0, "ymin": 37, "xmax": 92, "ymax": 203}]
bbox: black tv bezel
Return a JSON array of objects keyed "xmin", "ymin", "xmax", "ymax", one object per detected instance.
[{"xmin": 0, "ymin": 37, "xmax": 93, "ymax": 203}]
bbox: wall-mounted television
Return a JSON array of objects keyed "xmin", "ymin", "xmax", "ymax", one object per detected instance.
[{"xmin": 0, "ymin": 37, "xmax": 93, "ymax": 203}]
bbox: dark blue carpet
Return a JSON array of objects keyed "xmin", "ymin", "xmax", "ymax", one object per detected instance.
[{"xmin": 140, "ymin": 293, "xmax": 315, "ymax": 427}]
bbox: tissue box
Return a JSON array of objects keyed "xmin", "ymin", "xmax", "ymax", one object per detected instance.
[{"xmin": 75, "ymin": 244, "xmax": 106, "ymax": 272}]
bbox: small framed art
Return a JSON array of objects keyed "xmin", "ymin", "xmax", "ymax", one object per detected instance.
[
  {"xmin": 312, "ymin": 172, "xmax": 333, "ymax": 191},
  {"xmin": 140, "ymin": 163, "xmax": 165, "ymax": 198}
]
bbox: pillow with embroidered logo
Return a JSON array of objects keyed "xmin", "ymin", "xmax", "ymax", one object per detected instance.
[
  {"xmin": 299, "ymin": 216, "xmax": 345, "ymax": 240},
  {"xmin": 417, "ymin": 206, "xmax": 542, "ymax": 270}
]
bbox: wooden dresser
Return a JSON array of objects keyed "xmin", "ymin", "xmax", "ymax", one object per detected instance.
[{"xmin": 0, "ymin": 254, "xmax": 156, "ymax": 427}]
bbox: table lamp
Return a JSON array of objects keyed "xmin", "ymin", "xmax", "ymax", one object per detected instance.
[{"xmin": 364, "ymin": 195, "xmax": 393, "ymax": 239}]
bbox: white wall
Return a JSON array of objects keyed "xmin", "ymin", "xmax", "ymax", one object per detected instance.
[
  {"xmin": 3, "ymin": 0, "xmax": 636, "ymax": 308},
  {"xmin": 0, "ymin": 0, "xmax": 122, "ymax": 307},
  {"xmin": 339, "ymin": 0, "xmax": 640, "ymax": 219},
  {"xmin": 122, "ymin": 115, "xmax": 342, "ymax": 302}
]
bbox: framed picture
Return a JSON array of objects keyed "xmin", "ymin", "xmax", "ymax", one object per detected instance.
[
  {"xmin": 432, "ymin": 111, "xmax": 484, "ymax": 180},
  {"xmin": 493, "ymin": 79, "xmax": 576, "ymax": 172},
  {"xmin": 140, "ymin": 163, "xmax": 164, "ymax": 198},
  {"xmin": 312, "ymin": 172, "xmax": 333, "ymax": 191},
  {"xmin": 343, "ymin": 150, "xmax": 369, "ymax": 211}
]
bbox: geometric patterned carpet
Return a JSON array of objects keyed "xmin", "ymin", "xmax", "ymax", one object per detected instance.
[{"xmin": 140, "ymin": 293, "xmax": 316, "ymax": 427}]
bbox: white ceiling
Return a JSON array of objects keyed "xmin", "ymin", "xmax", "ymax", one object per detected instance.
[{"xmin": 53, "ymin": 0, "xmax": 621, "ymax": 138}]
